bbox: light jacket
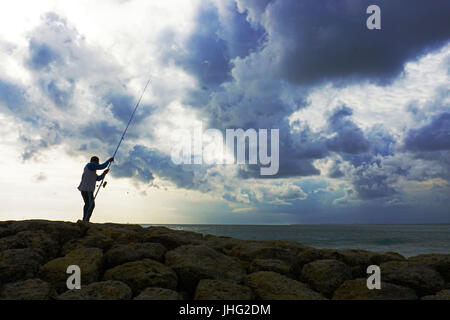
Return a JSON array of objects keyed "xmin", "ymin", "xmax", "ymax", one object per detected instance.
[{"xmin": 77, "ymin": 161, "xmax": 109, "ymax": 192}]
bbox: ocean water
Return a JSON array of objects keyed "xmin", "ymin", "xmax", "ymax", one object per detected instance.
[{"xmin": 142, "ymin": 224, "xmax": 450, "ymax": 257}]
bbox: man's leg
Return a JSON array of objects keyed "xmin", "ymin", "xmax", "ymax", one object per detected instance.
[
  {"xmin": 86, "ymin": 192, "xmax": 95, "ymax": 222},
  {"xmin": 81, "ymin": 191, "xmax": 90, "ymax": 221}
]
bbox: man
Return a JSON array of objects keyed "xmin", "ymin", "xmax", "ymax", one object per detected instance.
[{"xmin": 78, "ymin": 156, "xmax": 114, "ymax": 222}]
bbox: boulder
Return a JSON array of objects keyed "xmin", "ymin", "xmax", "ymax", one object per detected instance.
[
  {"xmin": 291, "ymin": 248, "xmax": 341, "ymax": 276},
  {"xmin": 57, "ymin": 280, "xmax": 132, "ymax": 300},
  {"xmin": 165, "ymin": 245, "xmax": 246, "ymax": 292},
  {"xmin": 86, "ymin": 225, "xmax": 142, "ymax": 244},
  {"xmin": 226, "ymin": 240, "xmax": 309, "ymax": 265},
  {"xmin": 104, "ymin": 242, "xmax": 167, "ymax": 267},
  {"xmin": 244, "ymin": 271, "xmax": 326, "ymax": 300},
  {"xmin": 0, "ymin": 279, "xmax": 55, "ymax": 300},
  {"xmin": 194, "ymin": 279, "xmax": 254, "ymax": 300},
  {"xmin": 202, "ymin": 235, "xmax": 247, "ymax": 253},
  {"xmin": 0, "ymin": 222, "xmax": 12, "ymax": 238},
  {"xmin": 99, "ymin": 223, "xmax": 144, "ymax": 233},
  {"xmin": 39, "ymin": 247, "xmax": 103, "ymax": 292},
  {"xmin": 301, "ymin": 259, "xmax": 352, "ymax": 297},
  {"xmin": 61, "ymin": 233, "xmax": 114, "ymax": 255},
  {"xmin": 332, "ymin": 278, "xmax": 417, "ymax": 300},
  {"xmin": 6, "ymin": 220, "xmax": 82, "ymax": 245},
  {"xmin": 421, "ymin": 289, "xmax": 450, "ymax": 300},
  {"xmin": 380, "ymin": 261, "xmax": 445, "ymax": 296},
  {"xmin": 143, "ymin": 227, "xmax": 203, "ymax": 250},
  {"xmin": 291, "ymin": 248, "xmax": 405, "ymax": 278},
  {"xmin": 0, "ymin": 249, "xmax": 43, "ymax": 283},
  {"xmin": 0, "ymin": 231, "xmax": 59, "ymax": 260},
  {"xmin": 408, "ymin": 254, "xmax": 450, "ymax": 282},
  {"xmin": 249, "ymin": 259, "xmax": 292, "ymax": 276},
  {"xmin": 334, "ymin": 249, "xmax": 381, "ymax": 277},
  {"xmin": 134, "ymin": 287, "xmax": 182, "ymax": 300},
  {"xmin": 103, "ymin": 259, "xmax": 177, "ymax": 294},
  {"xmin": 370, "ymin": 252, "xmax": 406, "ymax": 265}
]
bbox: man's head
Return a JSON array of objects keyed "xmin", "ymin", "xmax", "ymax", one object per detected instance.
[{"xmin": 90, "ymin": 156, "xmax": 99, "ymax": 164}]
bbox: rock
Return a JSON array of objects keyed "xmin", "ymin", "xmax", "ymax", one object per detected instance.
[
  {"xmin": 0, "ymin": 231, "xmax": 59, "ymax": 260},
  {"xmin": 134, "ymin": 287, "xmax": 182, "ymax": 300},
  {"xmin": 0, "ymin": 222, "xmax": 12, "ymax": 238},
  {"xmin": 332, "ymin": 279, "xmax": 417, "ymax": 300},
  {"xmin": 0, "ymin": 279, "xmax": 55, "ymax": 300},
  {"xmin": 249, "ymin": 259, "xmax": 292, "ymax": 276},
  {"xmin": 165, "ymin": 245, "xmax": 246, "ymax": 292},
  {"xmin": 105, "ymin": 242, "xmax": 167, "ymax": 267},
  {"xmin": 334, "ymin": 249, "xmax": 379, "ymax": 277},
  {"xmin": 226, "ymin": 240, "xmax": 309, "ymax": 266},
  {"xmin": 143, "ymin": 227, "xmax": 203, "ymax": 250},
  {"xmin": 291, "ymin": 248, "xmax": 405, "ymax": 278},
  {"xmin": 0, "ymin": 249, "xmax": 43, "ymax": 283},
  {"xmin": 301, "ymin": 259, "xmax": 352, "ymax": 297},
  {"xmin": 380, "ymin": 261, "xmax": 445, "ymax": 296},
  {"xmin": 291, "ymin": 248, "xmax": 340, "ymax": 276},
  {"xmin": 194, "ymin": 279, "xmax": 254, "ymax": 300},
  {"xmin": 39, "ymin": 247, "xmax": 103, "ymax": 292},
  {"xmin": 244, "ymin": 271, "xmax": 325, "ymax": 300},
  {"xmin": 409, "ymin": 254, "xmax": 450, "ymax": 282},
  {"xmin": 99, "ymin": 223, "xmax": 144, "ymax": 233},
  {"xmin": 6, "ymin": 220, "xmax": 82, "ymax": 245},
  {"xmin": 57, "ymin": 280, "xmax": 132, "ymax": 300},
  {"xmin": 86, "ymin": 225, "xmax": 142, "ymax": 244},
  {"xmin": 202, "ymin": 235, "xmax": 247, "ymax": 253},
  {"xmin": 421, "ymin": 289, "xmax": 450, "ymax": 300},
  {"xmin": 370, "ymin": 252, "xmax": 406, "ymax": 265},
  {"xmin": 103, "ymin": 259, "xmax": 177, "ymax": 294},
  {"xmin": 61, "ymin": 233, "xmax": 114, "ymax": 255}
]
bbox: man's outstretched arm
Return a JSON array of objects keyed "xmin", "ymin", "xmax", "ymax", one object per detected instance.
[{"xmin": 87, "ymin": 158, "xmax": 114, "ymax": 171}]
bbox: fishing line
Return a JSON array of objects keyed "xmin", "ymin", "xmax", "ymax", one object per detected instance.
[{"xmin": 94, "ymin": 77, "xmax": 152, "ymax": 199}]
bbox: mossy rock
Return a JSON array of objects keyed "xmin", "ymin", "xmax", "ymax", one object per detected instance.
[
  {"xmin": 39, "ymin": 247, "xmax": 103, "ymax": 292},
  {"xmin": 244, "ymin": 271, "xmax": 326, "ymax": 300},
  {"xmin": 57, "ymin": 280, "xmax": 132, "ymax": 300},
  {"xmin": 194, "ymin": 279, "xmax": 254, "ymax": 300},
  {"xmin": 332, "ymin": 278, "xmax": 417, "ymax": 300},
  {"xmin": 103, "ymin": 259, "xmax": 178, "ymax": 294}
]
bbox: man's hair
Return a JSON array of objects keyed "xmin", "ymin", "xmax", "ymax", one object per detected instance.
[{"xmin": 90, "ymin": 156, "xmax": 99, "ymax": 163}]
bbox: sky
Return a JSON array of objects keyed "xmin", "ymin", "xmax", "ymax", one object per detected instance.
[{"xmin": 0, "ymin": 0, "xmax": 449, "ymax": 224}]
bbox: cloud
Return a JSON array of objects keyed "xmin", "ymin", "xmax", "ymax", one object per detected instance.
[
  {"xmin": 236, "ymin": 0, "xmax": 450, "ymax": 85},
  {"xmin": 326, "ymin": 106, "xmax": 370, "ymax": 154},
  {"xmin": 113, "ymin": 145, "xmax": 196, "ymax": 189},
  {"xmin": 405, "ymin": 112, "xmax": 450, "ymax": 152},
  {"xmin": 0, "ymin": 2, "xmax": 449, "ymax": 221}
]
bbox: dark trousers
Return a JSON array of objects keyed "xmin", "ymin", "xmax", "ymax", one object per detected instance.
[{"xmin": 81, "ymin": 191, "xmax": 95, "ymax": 222}]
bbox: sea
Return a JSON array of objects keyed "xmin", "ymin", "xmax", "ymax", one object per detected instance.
[{"xmin": 141, "ymin": 224, "xmax": 450, "ymax": 257}]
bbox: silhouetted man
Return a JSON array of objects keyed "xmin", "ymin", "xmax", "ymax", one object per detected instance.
[{"xmin": 78, "ymin": 156, "xmax": 114, "ymax": 222}]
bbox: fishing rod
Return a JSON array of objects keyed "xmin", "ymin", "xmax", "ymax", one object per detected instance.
[{"xmin": 94, "ymin": 78, "xmax": 152, "ymax": 200}]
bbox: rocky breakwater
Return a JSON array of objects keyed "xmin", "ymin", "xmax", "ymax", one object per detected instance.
[{"xmin": 0, "ymin": 220, "xmax": 449, "ymax": 300}]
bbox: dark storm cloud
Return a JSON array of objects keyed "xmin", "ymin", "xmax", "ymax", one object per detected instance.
[
  {"xmin": 113, "ymin": 145, "xmax": 196, "ymax": 189},
  {"xmin": 237, "ymin": 0, "xmax": 450, "ymax": 85},
  {"xmin": 404, "ymin": 112, "xmax": 450, "ymax": 152},
  {"xmin": 81, "ymin": 121, "xmax": 122, "ymax": 146},
  {"xmin": 160, "ymin": 1, "xmax": 264, "ymax": 89},
  {"xmin": 352, "ymin": 165, "xmax": 398, "ymax": 200},
  {"xmin": 104, "ymin": 92, "xmax": 153, "ymax": 125},
  {"xmin": 326, "ymin": 106, "xmax": 370, "ymax": 154}
]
